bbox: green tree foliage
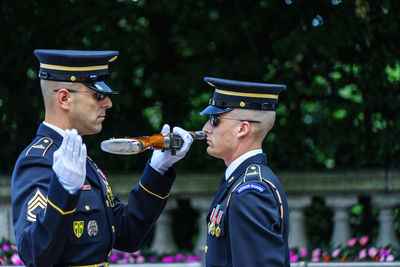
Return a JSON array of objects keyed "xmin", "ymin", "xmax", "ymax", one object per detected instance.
[{"xmin": 0, "ymin": 0, "xmax": 399, "ymax": 174}]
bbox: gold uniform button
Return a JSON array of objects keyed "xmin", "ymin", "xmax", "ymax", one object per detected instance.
[
  {"xmin": 85, "ymin": 205, "xmax": 90, "ymax": 211},
  {"xmin": 205, "ymin": 246, "xmax": 208, "ymax": 253},
  {"xmin": 251, "ymin": 166, "xmax": 256, "ymax": 170},
  {"xmin": 70, "ymin": 75, "xmax": 76, "ymax": 82},
  {"xmin": 112, "ymin": 225, "xmax": 115, "ymax": 233},
  {"xmin": 240, "ymin": 101, "xmax": 246, "ymax": 107}
]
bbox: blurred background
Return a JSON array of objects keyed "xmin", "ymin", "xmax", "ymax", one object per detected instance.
[{"xmin": 0, "ymin": 0, "xmax": 399, "ymax": 258}]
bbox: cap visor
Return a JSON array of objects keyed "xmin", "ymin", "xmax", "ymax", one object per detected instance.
[
  {"xmin": 84, "ymin": 81, "xmax": 119, "ymax": 94},
  {"xmin": 200, "ymin": 106, "xmax": 232, "ymax": 116}
]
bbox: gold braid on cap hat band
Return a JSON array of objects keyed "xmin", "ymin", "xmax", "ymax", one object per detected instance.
[
  {"xmin": 215, "ymin": 89, "xmax": 279, "ymax": 99},
  {"xmin": 40, "ymin": 63, "xmax": 108, "ymax": 71}
]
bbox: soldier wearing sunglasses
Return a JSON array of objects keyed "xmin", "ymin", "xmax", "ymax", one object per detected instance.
[
  {"xmin": 11, "ymin": 49, "xmax": 193, "ymax": 267},
  {"xmin": 200, "ymin": 77, "xmax": 289, "ymax": 267}
]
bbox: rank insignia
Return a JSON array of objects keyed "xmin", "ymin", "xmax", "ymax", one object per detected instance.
[
  {"xmin": 73, "ymin": 221, "xmax": 84, "ymax": 238},
  {"xmin": 87, "ymin": 220, "xmax": 98, "ymax": 237},
  {"xmin": 27, "ymin": 189, "xmax": 47, "ymax": 222}
]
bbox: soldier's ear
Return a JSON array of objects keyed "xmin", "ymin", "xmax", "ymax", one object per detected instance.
[
  {"xmin": 56, "ymin": 88, "xmax": 71, "ymax": 111},
  {"xmin": 237, "ymin": 121, "xmax": 251, "ymax": 138}
]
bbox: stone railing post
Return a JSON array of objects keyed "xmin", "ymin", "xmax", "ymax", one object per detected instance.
[
  {"xmin": 326, "ymin": 195, "xmax": 358, "ymax": 248},
  {"xmin": 287, "ymin": 195, "xmax": 312, "ymax": 249},
  {"xmin": 190, "ymin": 196, "xmax": 213, "ymax": 253},
  {"xmin": 150, "ymin": 198, "xmax": 178, "ymax": 254},
  {"xmin": 372, "ymin": 194, "xmax": 400, "ymax": 249},
  {"xmin": 0, "ymin": 201, "xmax": 13, "ymax": 243}
]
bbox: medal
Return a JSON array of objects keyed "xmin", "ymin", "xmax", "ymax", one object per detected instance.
[
  {"xmin": 210, "ymin": 223, "xmax": 216, "ymax": 236},
  {"xmin": 215, "ymin": 226, "xmax": 221, "ymax": 237},
  {"xmin": 215, "ymin": 210, "xmax": 223, "ymax": 238},
  {"xmin": 208, "ymin": 205, "xmax": 222, "ymax": 236}
]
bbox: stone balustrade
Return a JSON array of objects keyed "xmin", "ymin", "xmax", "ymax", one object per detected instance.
[{"xmin": 1, "ymin": 169, "xmax": 399, "ymax": 259}]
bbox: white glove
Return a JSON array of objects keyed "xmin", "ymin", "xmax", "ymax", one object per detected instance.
[
  {"xmin": 52, "ymin": 129, "xmax": 87, "ymax": 194},
  {"xmin": 150, "ymin": 124, "xmax": 194, "ymax": 174}
]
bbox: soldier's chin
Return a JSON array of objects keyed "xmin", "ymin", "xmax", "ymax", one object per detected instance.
[
  {"xmin": 84, "ymin": 125, "xmax": 102, "ymax": 136},
  {"xmin": 206, "ymin": 147, "xmax": 217, "ymax": 158}
]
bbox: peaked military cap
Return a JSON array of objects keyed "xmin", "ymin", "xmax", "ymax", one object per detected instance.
[
  {"xmin": 34, "ymin": 49, "xmax": 119, "ymax": 94},
  {"xmin": 200, "ymin": 77, "xmax": 286, "ymax": 115}
]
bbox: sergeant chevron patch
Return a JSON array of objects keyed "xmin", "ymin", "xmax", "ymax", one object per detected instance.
[{"xmin": 27, "ymin": 189, "xmax": 47, "ymax": 222}]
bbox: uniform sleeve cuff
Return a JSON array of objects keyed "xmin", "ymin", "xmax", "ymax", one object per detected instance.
[
  {"xmin": 139, "ymin": 160, "xmax": 176, "ymax": 199},
  {"xmin": 47, "ymin": 173, "xmax": 81, "ymax": 215}
]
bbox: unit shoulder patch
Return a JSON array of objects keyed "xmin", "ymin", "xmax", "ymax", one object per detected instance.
[
  {"xmin": 27, "ymin": 189, "xmax": 47, "ymax": 222},
  {"xmin": 236, "ymin": 183, "xmax": 266, "ymax": 194},
  {"xmin": 25, "ymin": 137, "xmax": 53, "ymax": 156}
]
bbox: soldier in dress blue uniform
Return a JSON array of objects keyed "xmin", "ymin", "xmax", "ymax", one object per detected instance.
[
  {"xmin": 11, "ymin": 49, "xmax": 194, "ymax": 267},
  {"xmin": 200, "ymin": 77, "xmax": 289, "ymax": 266}
]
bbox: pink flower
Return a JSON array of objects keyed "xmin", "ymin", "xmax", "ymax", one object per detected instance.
[
  {"xmin": 116, "ymin": 258, "xmax": 128, "ymax": 264},
  {"xmin": 148, "ymin": 255, "xmax": 157, "ymax": 263},
  {"xmin": 186, "ymin": 255, "xmax": 201, "ymax": 262},
  {"xmin": 299, "ymin": 248, "xmax": 308, "ymax": 258},
  {"xmin": 290, "ymin": 251, "xmax": 299, "ymax": 262},
  {"xmin": 311, "ymin": 256, "xmax": 320, "ymax": 262},
  {"xmin": 312, "ymin": 248, "xmax": 321, "ymax": 258},
  {"xmin": 2, "ymin": 244, "xmax": 10, "ymax": 251},
  {"xmin": 133, "ymin": 250, "xmax": 141, "ymax": 256},
  {"xmin": 368, "ymin": 247, "xmax": 378, "ymax": 258},
  {"xmin": 380, "ymin": 248, "xmax": 392, "ymax": 257},
  {"xmin": 0, "ymin": 256, "xmax": 6, "ymax": 265},
  {"xmin": 162, "ymin": 255, "xmax": 174, "ymax": 263},
  {"xmin": 136, "ymin": 255, "xmax": 145, "ymax": 264},
  {"xmin": 11, "ymin": 253, "xmax": 22, "ymax": 265},
  {"xmin": 387, "ymin": 255, "xmax": 395, "ymax": 262},
  {"xmin": 359, "ymin": 248, "xmax": 367, "ymax": 259},
  {"xmin": 175, "ymin": 253, "xmax": 186, "ymax": 262},
  {"xmin": 347, "ymin": 238, "xmax": 357, "ymax": 247},
  {"xmin": 128, "ymin": 257, "xmax": 135, "ymax": 263},
  {"xmin": 331, "ymin": 248, "xmax": 341, "ymax": 258},
  {"xmin": 109, "ymin": 253, "xmax": 118, "ymax": 262},
  {"xmin": 359, "ymin": 235, "xmax": 369, "ymax": 246}
]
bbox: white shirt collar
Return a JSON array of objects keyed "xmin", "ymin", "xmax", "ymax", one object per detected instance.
[
  {"xmin": 43, "ymin": 121, "xmax": 66, "ymax": 138},
  {"xmin": 225, "ymin": 149, "xmax": 263, "ymax": 180}
]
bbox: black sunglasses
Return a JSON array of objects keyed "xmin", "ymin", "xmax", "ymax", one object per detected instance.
[
  {"xmin": 53, "ymin": 88, "xmax": 109, "ymax": 101},
  {"xmin": 208, "ymin": 115, "xmax": 261, "ymax": 127}
]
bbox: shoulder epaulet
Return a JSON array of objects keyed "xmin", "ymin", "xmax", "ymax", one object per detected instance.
[
  {"xmin": 25, "ymin": 137, "xmax": 53, "ymax": 156},
  {"xmin": 243, "ymin": 164, "xmax": 262, "ymax": 183}
]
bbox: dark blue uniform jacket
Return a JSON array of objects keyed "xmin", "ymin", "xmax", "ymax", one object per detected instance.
[
  {"xmin": 205, "ymin": 153, "xmax": 289, "ymax": 267},
  {"xmin": 11, "ymin": 124, "xmax": 175, "ymax": 267}
]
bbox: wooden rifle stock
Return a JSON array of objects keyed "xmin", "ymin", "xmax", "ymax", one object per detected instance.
[{"xmin": 100, "ymin": 131, "xmax": 206, "ymax": 155}]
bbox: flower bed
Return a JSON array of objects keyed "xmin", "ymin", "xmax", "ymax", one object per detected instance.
[
  {"xmin": 0, "ymin": 242, "xmax": 201, "ymax": 266},
  {"xmin": 109, "ymin": 250, "xmax": 201, "ymax": 265},
  {"xmin": 290, "ymin": 236, "xmax": 400, "ymax": 263},
  {"xmin": 1, "ymin": 236, "xmax": 399, "ymax": 265}
]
